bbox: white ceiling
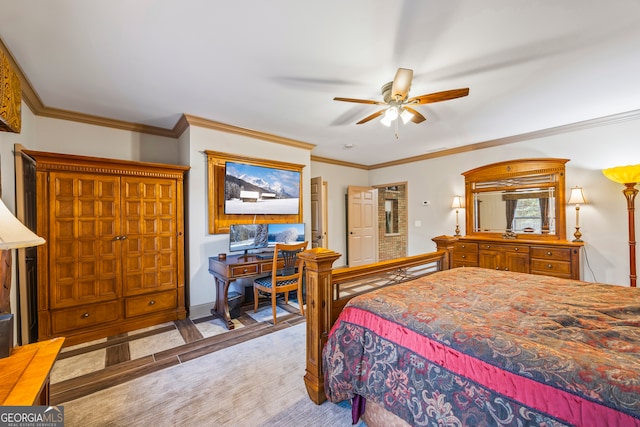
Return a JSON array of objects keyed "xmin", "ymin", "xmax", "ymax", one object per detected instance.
[{"xmin": 2, "ymin": 1, "xmax": 640, "ymax": 166}]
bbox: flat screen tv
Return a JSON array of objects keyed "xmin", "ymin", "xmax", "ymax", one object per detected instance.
[
  {"xmin": 267, "ymin": 223, "xmax": 305, "ymax": 246},
  {"xmin": 229, "ymin": 223, "xmax": 268, "ymax": 257},
  {"xmin": 224, "ymin": 161, "xmax": 300, "ymax": 215}
]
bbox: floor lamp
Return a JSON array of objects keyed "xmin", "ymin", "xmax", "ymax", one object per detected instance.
[
  {"xmin": 0, "ymin": 198, "xmax": 46, "ymax": 357},
  {"xmin": 603, "ymin": 164, "xmax": 640, "ymax": 288}
]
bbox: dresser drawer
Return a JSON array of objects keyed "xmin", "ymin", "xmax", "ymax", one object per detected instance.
[
  {"xmin": 453, "ymin": 251, "xmax": 478, "ymax": 263},
  {"xmin": 125, "ymin": 290, "xmax": 177, "ymax": 318},
  {"xmin": 231, "ymin": 264, "xmax": 260, "ymax": 277},
  {"xmin": 51, "ymin": 301, "xmax": 120, "ymax": 334},
  {"xmin": 530, "ymin": 247, "xmax": 571, "ymax": 261},
  {"xmin": 530, "ymin": 259, "xmax": 572, "ymax": 277},
  {"xmin": 454, "ymin": 242, "xmax": 478, "ymax": 253},
  {"xmin": 479, "ymin": 243, "xmax": 529, "ymax": 254}
]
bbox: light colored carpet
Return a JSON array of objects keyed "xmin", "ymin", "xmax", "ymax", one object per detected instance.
[{"xmin": 63, "ymin": 323, "xmax": 358, "ymax": 426}]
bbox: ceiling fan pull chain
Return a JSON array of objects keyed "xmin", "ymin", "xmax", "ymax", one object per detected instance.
[{"xmin": 395, "ymin": 117, "xmax": 400, "ymax": 140}]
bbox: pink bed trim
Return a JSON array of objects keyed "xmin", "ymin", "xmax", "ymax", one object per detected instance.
[{"xmin": 334, "ymin": 306, "xmax": 640, "ymax": 427}]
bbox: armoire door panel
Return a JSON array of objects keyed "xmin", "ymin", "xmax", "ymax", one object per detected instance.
[{"xmin": 49, "ymin": 172, "xmax": 121, "ymax": 309}]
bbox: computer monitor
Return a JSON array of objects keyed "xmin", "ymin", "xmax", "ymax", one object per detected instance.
[
  {"xmin": 267, "ymin": 223, "xmax": 305, "ymax": 246},
  {"xmin": 228, "ymin": 223, "xmax": 268, "ymax": 257}
]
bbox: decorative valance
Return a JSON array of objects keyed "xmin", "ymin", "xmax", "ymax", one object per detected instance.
[{"xmin": 0, "ymin": 49, "xmax": 21, "ymax": 133}]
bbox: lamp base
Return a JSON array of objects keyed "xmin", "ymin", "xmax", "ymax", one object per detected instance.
[
  {"xmin": 0, "ymin": 313, "xmax": 13, "ymax": 359},
  {"xmin": 572, "ymin": 227, "xmax": 583, "ymax": 242}
]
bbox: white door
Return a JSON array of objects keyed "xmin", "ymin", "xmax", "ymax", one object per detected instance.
[{"xmin": 347, "ymin": 186, "xmax": 378, "ymax": 267}]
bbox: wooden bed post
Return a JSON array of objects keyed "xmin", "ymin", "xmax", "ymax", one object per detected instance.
[{"xmin": 299, "ymin": 248, "xmax": 341, "ymax": 405}]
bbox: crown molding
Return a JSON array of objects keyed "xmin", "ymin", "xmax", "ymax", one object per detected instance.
[
  {"xmin": 182, "ymin": 114, "xmax": 315, "ymax": 151},
  {"xmin": 309, "ymin": 155, "xmax": 369, "ymax": 170},
  {"xmin": 367, "ymin": 109, "xmax": 640, "ymax": 170}
]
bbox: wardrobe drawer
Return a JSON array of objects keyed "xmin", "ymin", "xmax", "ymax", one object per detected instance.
[
  {"xmin": 125, "ymin": 290, "xmax": 177, "ymax": 318},
  {"xmin": 51, "ymin": 301, "xmax": 120, "ymax": 334}
]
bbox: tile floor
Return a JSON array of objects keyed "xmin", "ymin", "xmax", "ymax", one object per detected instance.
[{"xmin": 49, "ymin": 300, "xmax": 303, "ymax": 403}]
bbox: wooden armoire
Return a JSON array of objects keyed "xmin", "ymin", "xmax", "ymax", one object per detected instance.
[{"xmin": 19, "ymin": 150, "xmax": 189, "ymax": 346}]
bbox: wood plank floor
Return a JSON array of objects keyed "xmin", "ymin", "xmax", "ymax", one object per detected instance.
[{"xmin": 50, "ymin": 302, "xmax": 305, "ymax": 405}]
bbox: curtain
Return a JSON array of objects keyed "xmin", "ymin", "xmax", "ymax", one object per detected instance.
[
  {"xmin": 539, "ymin": 197, "xmax": 549, "ymax": 232},
  {"xmin": 505, "ymin": 199, "xmax": 518, "ymax": 231}
]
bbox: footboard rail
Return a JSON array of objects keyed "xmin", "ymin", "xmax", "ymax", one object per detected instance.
[{"xmin": 298, "ymin": 249, "xmax": 449, "ymax": 405}]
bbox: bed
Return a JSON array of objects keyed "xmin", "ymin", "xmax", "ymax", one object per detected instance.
[{"xmin": 320, "ymin": 266, "xmax": 640, "ymax": 426}]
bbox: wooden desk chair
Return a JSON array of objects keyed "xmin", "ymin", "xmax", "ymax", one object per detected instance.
[{"xmin": 253, "ymin": 241, "xmax": 308, "ymax": 324}]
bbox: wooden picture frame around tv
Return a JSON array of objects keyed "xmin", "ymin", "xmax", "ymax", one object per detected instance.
[{"xmin": 206, "ymin": 150, "xmax": 304, "ymax": 234}]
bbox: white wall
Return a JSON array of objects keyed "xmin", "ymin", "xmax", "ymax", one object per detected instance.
[
  {"xmin": 368, "ymin": 117, "xmax": 640, "ymax": 286},
  {"xmin": 3, "ymin": 101, "xmax": 639, "ymax": 329},
  {"xmin": 309, "ymin": 161, "xmax": 368, "ymax": 266},
  {"xmin": 185, "ymin": 126, "xmax": 312, "ymax": 308}
]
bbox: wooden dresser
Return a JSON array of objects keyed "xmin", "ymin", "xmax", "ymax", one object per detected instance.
[
  {"xmin": 20, "ymin": 150, "xmax": 189, "ymax": 346},
  {"xmin": 435, "ymin": 158, "xmax": 583, "ymax": 280},
  {"xmin": 434, "ymin": 235, "xmax": 583, "ymax": 280}
]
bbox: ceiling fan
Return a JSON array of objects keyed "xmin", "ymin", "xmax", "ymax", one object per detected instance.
[{"xmin": 333, "ymin": 68, "xmax": 469, "ymax": 132}]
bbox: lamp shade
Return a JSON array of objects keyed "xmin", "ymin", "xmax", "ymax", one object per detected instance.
[
  {"xmin": 567, "ymin": 187, "xmax": 587, "ymax": 205},
  {"xmin": 0, "ymin": 198, "xmax": 45, "ymax": 249},
  {"xmin": 602, "ymin": 164, "xmax": 640, "ymax": 184},
  {"xmin": 451, "ymin": 196, "xmax": 464, "ymax": 209}
]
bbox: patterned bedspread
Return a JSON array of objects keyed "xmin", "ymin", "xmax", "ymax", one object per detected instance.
[{"xmin": 323, "ymin": 267, "xmax": 640, "ymax": 427}]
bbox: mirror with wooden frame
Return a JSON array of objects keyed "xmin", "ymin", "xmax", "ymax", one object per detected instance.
[{"xmin": 463, "ymin": 158, "xmax": 569, "ymax": 241}]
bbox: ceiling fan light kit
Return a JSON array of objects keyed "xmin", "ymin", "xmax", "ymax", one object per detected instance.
[{"xmin": 334, "ymin": 67, "xmax": 469, "ymax": 139}]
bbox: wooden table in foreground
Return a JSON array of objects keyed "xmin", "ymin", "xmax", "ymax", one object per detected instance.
[{"xmin": 0, "ymin": 337, "xmax": 64, "ymax": 405}]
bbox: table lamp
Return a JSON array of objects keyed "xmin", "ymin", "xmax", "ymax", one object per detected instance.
[
  {"xmin": 0, "ymin": 198, "xmax": 46, "ymax": 358},
  {"xmin": 567, "ymin": 186, "xmax": 587, "ymax": 242}
]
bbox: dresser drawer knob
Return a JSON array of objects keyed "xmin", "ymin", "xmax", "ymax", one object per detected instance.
[
  {"xmin": 83, "ymin": 313, "xmax": 90, "ymax": 318},
  {"xmin": 547, "ymin": 264, "xmax": 553, "ymax": 269},
  {"xmin": 514, "ymin": 247, "xmax": 519, "ymax": 251},
  {"xmin": 461, "ymin": 244, "xmax": 466, "ymax": 248},
  {"xmin": 546, "ymin": 251, "xmax": 552, "ymax": 256},
  {"xmin": 243, "ymin": 268, "xmax": 248, "ymax": 273},
  {"xmin": 149, "ymin": 300, "xmax": 156, "ymax": 305},
  {"xmin": 495, "ymin": 267, "xmax": 500, "ymax": 270},
  {"xmin": 462, "ymin": 255, "xmax": 466, "ymax": 259},
  {"xmin": 504, "ymin": 268, "xmax": 509, "ymax": 271}
]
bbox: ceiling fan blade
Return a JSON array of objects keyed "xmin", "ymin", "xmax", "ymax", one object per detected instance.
[
  {"xmin": 403, "ymin": 106, "xmax": 426, "ymax": 124},
  {"xmin": 333, "ymin": 97, "xmax": 385, "ymax": 105},
  {"xmin": 407, "ymin": 88, "xmax": 469, "ymax": 105},
  {"xmin": 391, "ymin": 68, "xmax": 413, "ymax": 100},
  {"xmin": 356, "ymin": 109, "xmax": 386, "ymax": 124}
]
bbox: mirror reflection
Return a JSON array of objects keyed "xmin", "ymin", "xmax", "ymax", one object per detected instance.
[{"xmin": 473, "ymin": 188, "xmax": 556, "ymax": 235}]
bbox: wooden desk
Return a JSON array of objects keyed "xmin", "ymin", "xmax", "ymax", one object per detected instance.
[
  {"xmin": 0, "ymin": 337, "xmax": 64, "ymax": 405},
  {"xmin": 208, "ymin": 254, "xmax": 281, "ymax": 329}
]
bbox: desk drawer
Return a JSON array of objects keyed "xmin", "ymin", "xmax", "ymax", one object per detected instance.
[{"xmin": 231, "ymin": 264, "xmax": 260, "ymax": 277}]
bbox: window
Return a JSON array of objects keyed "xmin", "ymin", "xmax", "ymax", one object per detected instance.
[{"xmin": 512, "ymin": 198, "xmax": 541, "ymax": 232}]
